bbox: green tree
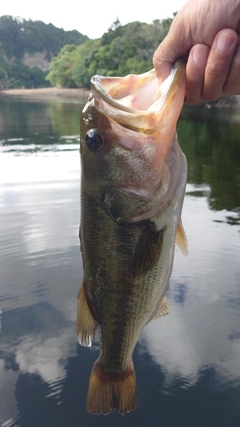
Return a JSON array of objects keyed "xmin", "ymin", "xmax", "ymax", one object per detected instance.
[
  {"xmin": 0, "ymin": 67, "xmax": 7, "ymax": 80},
  {"xmin": 45, "ymin": 45, "xmax": 78, "ymax": 87},
  {"xmin": 0, "ymin": 15, "xmax": 88, "ymax": 88},
  {"xmin": 71, "ymin": 39, "xmax": 101, "ymax": 88},
  {"xmin": 45, "ymin": 16, "xmax": 175, "ymax": 89}
]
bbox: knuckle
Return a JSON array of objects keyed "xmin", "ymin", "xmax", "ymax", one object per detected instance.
[
  {"xmin": 152, "ymin": 51, "xmax": 160, "ymax": 66},
  {"xmin": 206, "ymin": 63, "xmax": 225, "ymax": 80}
]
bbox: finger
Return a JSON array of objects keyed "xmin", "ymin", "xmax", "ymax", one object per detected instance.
[
  {"xmin": 153, "ymin": 38, "xmax": 178, "ymax": 84},
  {"xmin": 153, "ymin": 8, "xmax": 193, "ymax": 84},
  {"xmin": 185, "ymin": 44, "xmax": 210, "ymax": 104},
  {"xmin": 202, "ymin": 29, "xmax": 238, "ymax": 101},
  {"xmin": 224, "ymin": 35, "xmax": 240, "ymax": 94}
]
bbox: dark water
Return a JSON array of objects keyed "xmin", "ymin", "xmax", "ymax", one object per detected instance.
[{"xmin": 0, "ymin": 96, "xmax": 240, "ymax": 427}]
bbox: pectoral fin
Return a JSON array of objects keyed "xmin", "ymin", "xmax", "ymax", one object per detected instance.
[
  {"xmin": 132, "ymin": 221, "xmax": 166, "ymax": 276},
  {"xmin": 176, "ymin": 220, "xmax": 188, "ymax": 256},
  {"xmin": 76, "ymin": 283, "xmax": 97, "ymax": 347}
]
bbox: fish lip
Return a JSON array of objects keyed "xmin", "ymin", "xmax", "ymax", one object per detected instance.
[
  {"xmin": 90, "ymin": 69, "xmax": 157, "ymax": 114},
  {"xmin": 90, "ymin": 59, "xmax": 185, "ymax": 117},
  {"xmin": 89, "ymin": 73, "xmax": 159, "ymax": 135},
  {"xmin": 87, "ymin": 59, "xmax": 186, "ymax": 137},
  {"xmin": 91, "ymin": 75, "xmax": 134, "ymax": 113}
]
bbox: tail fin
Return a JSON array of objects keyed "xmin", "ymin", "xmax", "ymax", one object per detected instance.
[{"xmin": 87, "ymin": 362, "xmax": 136, "ymax": 415}]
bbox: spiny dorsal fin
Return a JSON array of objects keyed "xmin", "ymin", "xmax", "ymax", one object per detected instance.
[
  {"xmin": 152, "ymin": 296, "xmax": 170, "ymax": 320},
  {"xmin": 176, "ymin": 220, "xmax": 188, "ymax": 256},
  {"xmin": 76, "ymin": 284, "xmax": 97, "ymax": 347}
]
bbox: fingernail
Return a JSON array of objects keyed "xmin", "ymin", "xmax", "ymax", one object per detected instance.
[
  {"xmin": 191, "ymin": 45, "xmax": 209, "ymax": 66},
  {"xmin": 216, "ymin": 32, "xmax": 234, "ymax": 51}
]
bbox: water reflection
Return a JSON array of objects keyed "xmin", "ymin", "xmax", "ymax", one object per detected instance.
[
  {"xmin": 179, "ymin": 105, "xmax": 240, "ymax": 221},
  {"xmin": 0, "ymin": 97, "xmax": 240, "ymax": 426},
  {"xmin": 141, "ymin": 191, "xmax": 240, "ymax": 378},
  {"xmin": 0, "ymin": 97, "xmax": 81, "ymax": 139}
]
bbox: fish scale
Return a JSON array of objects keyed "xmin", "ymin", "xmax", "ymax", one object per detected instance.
[{"xmin": 77, "ymin": 59, "xmax": 188, "ymax": 414}]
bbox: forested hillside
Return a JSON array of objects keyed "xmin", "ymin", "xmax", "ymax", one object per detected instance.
[
  {"xmin": 46, "ymin": 18, "xmax": 173, "ymax": 89},
  {"xmin": 0, "ymin": 16, "xmax": 174, "ymax": 89},
  {"xmin": 0, "ymin": 15, "xmax": 88, "ymax": 88}
]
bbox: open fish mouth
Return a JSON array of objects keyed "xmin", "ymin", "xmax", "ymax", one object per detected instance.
[
  {"xmin": 87, "ymin": 59, "xmax": 186, "ymax": 134},
  {"xmin": 80, "ymin": 59, "xmax": 186, "ymax": 221}
]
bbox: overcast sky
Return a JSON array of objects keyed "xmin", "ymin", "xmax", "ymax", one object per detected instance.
[{"xmin": 1, "ymin": 0, "xmax": 186, "ymax": 39}]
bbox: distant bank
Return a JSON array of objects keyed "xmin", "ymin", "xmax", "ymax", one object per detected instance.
[
  {"xmin": 0, "ymin": 87, "xmax": 89, "ymax": 102},
  {"xmin": 1, "ymin": 86, "xmax": 239, "ymax": 108}
]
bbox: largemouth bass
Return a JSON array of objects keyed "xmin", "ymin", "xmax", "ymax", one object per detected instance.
[{"xmin": 77, "ymin": 60, "xmax": 188, "ymax": 415}]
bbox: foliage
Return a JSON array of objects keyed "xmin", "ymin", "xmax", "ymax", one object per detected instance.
[
  {"xmin": 0, "ymin": 15, "xmax": 88, "ymax": 58},
  {"xmin": 71, "ymin": 39, "xmax": 101, "ymax": 87},
  {"xmin": 0, "ymin": 15, "xmax": 88, "ymax": 88},
  {"xmin": 45, "ymin": 45, "xmax": 78, "ymax": 88},
  {"xmin": 0, "ymin": 67, "xmax": 7, "ymax": 80},
  {"xmin": 46, "ymin": 18, "xmax": 174, "ymax": 88},
  {"xmin": 0, "ymin": 15, "xmax": 174, "ymax": 89}
]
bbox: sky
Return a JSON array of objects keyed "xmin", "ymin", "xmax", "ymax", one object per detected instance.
[{"xmin": 1, "ymin": 0, "xmax": 186, "ymax": 39}]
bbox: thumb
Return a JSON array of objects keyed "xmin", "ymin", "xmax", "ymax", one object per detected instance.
[
  {"xmin": 153, "ymin": 5, "xmax": 194, "ymax": 82},
  {"xmin": 153, "ymin": 31, "xmax": 191, "ymax": 83},
  {"xmin": 153, "ymin": 35, "xmax": 180, "ymax": 82}
]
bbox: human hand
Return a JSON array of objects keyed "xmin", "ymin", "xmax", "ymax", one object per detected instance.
[{"xmin": 153, "ymin": 0, "xmax": 240, "ymax": 103}]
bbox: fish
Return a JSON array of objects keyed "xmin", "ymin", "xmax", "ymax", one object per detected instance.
[{"xmin": 77, "ymin": 59, "xmax": 188, "ymax": 415}]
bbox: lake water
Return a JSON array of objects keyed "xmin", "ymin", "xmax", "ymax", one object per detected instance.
[{"xmin": 0, "ymin": 96, "xmax": 240, "ymax": 427}]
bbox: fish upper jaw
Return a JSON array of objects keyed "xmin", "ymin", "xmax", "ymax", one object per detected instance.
[
  {"xmin": 83, "ymin": 59, "xmax": 186, "ymax": 134},
  {"xmin": 91, "ymin": 68, "xmax": 158, "ymax": 112}
]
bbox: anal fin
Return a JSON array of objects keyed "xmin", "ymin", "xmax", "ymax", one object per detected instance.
[
  {"xmin": 76, "ymin": 283, "xmax": 97, "ymax": 347},
  {"xmin": 152, "ymin": 296, "xmax": 170, "ymax": 320}
]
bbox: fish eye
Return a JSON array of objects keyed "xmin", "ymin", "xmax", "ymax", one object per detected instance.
[{"xmin": 85, "ymin": 129, "xmax": 104, "ymax": 152}]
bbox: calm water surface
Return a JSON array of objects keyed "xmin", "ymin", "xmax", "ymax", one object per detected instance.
[{"xmin": 0, "ymin": 96, "xmax": 240, "ymax": 427}]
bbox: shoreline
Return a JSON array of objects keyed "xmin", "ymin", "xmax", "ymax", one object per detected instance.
[
  {"xmin": 0, "ymin": 87, "xmax": 90, "ymax": 102},
  {"xmin": 1, "ymin": 87, "xmax": 240, "ymax": 109}
]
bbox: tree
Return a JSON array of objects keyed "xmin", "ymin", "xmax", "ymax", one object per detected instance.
[
  {"xmin": 45, "ymin": 45, "xmax": 78, "ymax": 87},
  {"xmin": 46, "ymin": 17, "xmax": 175, "ymax": 88},
  {"xmin": 0, "ymin": 15, "xmax": 88, "ymax": 88},
  {"xmin": 71, "ymin": 39, "xmax": 101, "ymax": 88}
]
